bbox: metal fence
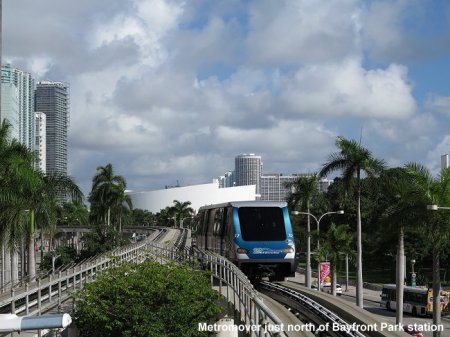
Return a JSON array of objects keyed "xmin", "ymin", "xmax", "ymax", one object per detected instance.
[{"xmin": 0, "ymin": 234, "xmax": 284, "ymax": 337}]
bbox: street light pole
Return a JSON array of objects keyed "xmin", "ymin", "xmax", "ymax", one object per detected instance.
[
  {"xmin": 292, "ymin": 210, "xmax": 344, "ymax": 291},
  {"xmin": 427, "ymin": 204, "xmax": 450, "ymax": 337},
  {"xmin": 180, "ymin": 216, "xmax": 194, "ymax": 229}
]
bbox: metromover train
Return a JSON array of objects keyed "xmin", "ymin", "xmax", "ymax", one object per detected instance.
[{"xmin": 195, "ymin": 201, "xmax": 297, "ymax": 281}]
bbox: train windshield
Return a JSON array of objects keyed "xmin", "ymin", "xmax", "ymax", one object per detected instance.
[{"xmin": 238, "ymin": 207, "xmax": 286, "ymax": 241}]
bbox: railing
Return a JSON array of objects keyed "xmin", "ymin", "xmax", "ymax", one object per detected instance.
[{"xmin": 0, "ymin": 229, "xmax": 284, "ymax": 337}]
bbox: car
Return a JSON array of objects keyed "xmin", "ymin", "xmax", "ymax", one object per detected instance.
[
  {"xmin": 403, "ymin": 325, "xmax": 424, "ymax": 337},
  {"xmin": 321, "ymin": 284, "xmax": 343, "ymax": 296}
]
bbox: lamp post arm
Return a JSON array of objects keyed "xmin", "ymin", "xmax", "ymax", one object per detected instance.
[{"xmin": 0, "ymin": 314, "xmax": 72, "ymax": 332}]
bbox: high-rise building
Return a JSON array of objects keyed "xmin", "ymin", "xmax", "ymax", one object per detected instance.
[
  {"xmin": 35, "ymin": 81, "xmax": 69, "ymax": 176},
  {"xmin": 0, "ymin": 81, "xmax": 20, "ymax": 140},
  {"xmin": 221, "ymin": 154, "xmax": 334, "ymax": 201},
  {"xmin": 234, "ymin": 154, "xmax": 262, "ymax": 195},
  {"xmin": 260, "ymin": 174, "xmax": 298, "ymax": 201},
  {"xmin": 218, "ymin": 171, "xmax": 235, "ymax": 188},
  {"xmin": 1, "ymin": 64, "xmax": 35, "ymax": 148},
  {"xmin": 35, "ymin": 112, "xmax": 47, "ymax": 174}
]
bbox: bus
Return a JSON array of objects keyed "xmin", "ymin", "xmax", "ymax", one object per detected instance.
[{"xmin": 380, "ymin": 284, "xmax": 450, "ymax": 316}]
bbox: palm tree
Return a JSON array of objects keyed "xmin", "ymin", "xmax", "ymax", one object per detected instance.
[
  {"xmin": 407, "ymin": 164, "xmax": 450, "ymax": 337},
  {"xmin": 317, "ymin": 223, "xmax": 353, "ymax": 296},
  {"xmin": 24, "ymin": 171, "xmax": 83, "ymax": 280},
  {"xmin": 0, "ymin": 120, "xmax": 36, "ymax": 284},
  {"xmin": 170, "ymin": 200, "xmax": 194, "ymax": 227},
  {"xmin": 284, "ymin": 174, "xmax": 319, "ymax": 288},
  {"xmin": 89, "ymin": 164, "xmax": 129, "ymax": 227},
  {"xmin": 379, "ymin": 167, "xmax": 428, "ymax": 324},
  {"xmin": 319, "ymin": 136, "xmax": 385, "ymax": 307}
]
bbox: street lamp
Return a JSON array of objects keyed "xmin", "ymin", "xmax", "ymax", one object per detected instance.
[
  {"xmin": 291, "ymin": 210, "xmax": 344, "ymax": 291},
  {"xmin": 427, "ymin": 204, "xmax": 450, "ymax": 211},
  {"xmin": 0, "ymin": 313, "xmax": 72, "ymax": 332}
]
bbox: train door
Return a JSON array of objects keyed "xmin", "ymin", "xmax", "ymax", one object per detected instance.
[
  {"xmin": 219, "ymin": 207, "xmax": 228, "ymax": 256},
  {"xmin": 206, "ymin": 209, "xmax": 216, "ymax": 251},
  {"xmin": 196, "ymin": 210, "xmax": 206, "ymax": 249},
  {"xmin": 224, "ymin": 206, "xmax": 236, "ymax": 261}
]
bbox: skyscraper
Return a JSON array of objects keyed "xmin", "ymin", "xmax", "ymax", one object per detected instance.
[
  {"xmin": 234, "ymin": 154, "xmax": 262, "ymax": 195},
  {"xmin": 35, "ymin": 81, "xmax": 69, "ymax": 176},
  {"xmin": 1, "ymin": 64, "xmax": 35, "ymax": 149}
]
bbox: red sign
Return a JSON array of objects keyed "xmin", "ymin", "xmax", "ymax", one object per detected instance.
[{"xmin": 319, "ymin": 262, "xmax": 331, "ymax": 286}]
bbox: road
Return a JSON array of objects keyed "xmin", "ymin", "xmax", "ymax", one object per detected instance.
[{"xmin": 287, "ymin": 273, "xmax": 450, "ymax": 337}]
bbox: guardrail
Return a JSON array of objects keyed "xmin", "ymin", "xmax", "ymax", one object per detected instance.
[{"xmin": 0, "ymin": 229, "xmax": 284, "ymax": 337}]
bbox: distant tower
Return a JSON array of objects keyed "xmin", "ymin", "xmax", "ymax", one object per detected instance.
[
  {"xmin": 235, "ymin": 154, "xmax": 262, "ymax": 195},
  {"xmin": 35, "ymin": 81, "xmax": 69, "ymax": 176},
  {"xmin": 442, "ymin": 154, "xmax": 449, "ymax": 170}
]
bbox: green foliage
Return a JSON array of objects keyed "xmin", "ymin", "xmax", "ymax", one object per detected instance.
[
  {"xmin": 80, "ymin": 223, "xmax": 128, "ymax": 259},
  {"xmin": 41, "ymin": 246, "xmax": 78, "ymax": 271},
  {"xmin": 124, "ymin": 208, "xmax": 155, "ymax": 226},
  {"xmin": 73, "ymin": 261, "xmax": 223, "ymax": 337}
]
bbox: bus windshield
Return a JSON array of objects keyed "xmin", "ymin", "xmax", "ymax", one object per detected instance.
[{"xmin": 238, "ymin": 207, "xmax": 286, "ymax": 241}]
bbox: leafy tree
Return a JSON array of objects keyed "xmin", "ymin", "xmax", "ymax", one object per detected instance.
[
  {"xmin": 79, "ymin": 223, "xmax": 128, "ymax": 259},
  {"xmin": 319, "ymin": 136, "xmax": 385, "ymax": 307},
  {"xmin": 73, "ymin": 261, "xmax": 222, "ymax": 337},
  {"xmin": 40, "ymin": 246, "xmax": 78, "ymax": 272},
  {"xmin": 58, "ymin": 201, "xmax": 89, "ymax": 226},
  {"xmin": 125, "ymin": 208, "xmax": 156, "ymax": 227},
  {"xmin": 317, "ymin": 223, "xmax": 353, "ymax": 296},
  {"xmin": 285, "ymin": 174, "xmax": 319, "ymax": 288}
]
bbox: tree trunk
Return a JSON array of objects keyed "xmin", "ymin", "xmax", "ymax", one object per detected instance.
[
  {"xmin": 27, "ymin": 233, "xmax": 36, "ymax": 280},
  {"xmin": 356, "ymin": 172, "xmax": 364, "ymax": 308},
  {"xmin": 28, "ymin": 210, "xmax": 36, "ymax": 280},
  {"xmin": 11, "ymin": 249, "xmax": 18, "ymax": 285},
  {"xmin": 396, "ymin": 226, "xmax": 405, "ymax": 325},
  {"xmin": 2, "ymin": 243, "xmax": 11, "ymax": 289},
  {"xmin": 432, "ymin": 247, "xmax": 441, "ymax": 337},
  {"xmin": 332, "ymin": 261, "xmax": 337, "ymax": 296}
]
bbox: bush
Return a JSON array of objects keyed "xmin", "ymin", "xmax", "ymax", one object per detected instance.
[{"xmin": 73, "ymin": 261, "xmax": 223, "ymax": 337}]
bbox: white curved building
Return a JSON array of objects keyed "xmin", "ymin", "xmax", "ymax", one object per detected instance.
[{"xmin": 127, "ymin": 181, "xmax": 256, "ymax": 214}]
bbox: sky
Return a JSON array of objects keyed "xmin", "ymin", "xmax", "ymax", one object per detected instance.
[{"xmin": 3, "ymin": 0, "xmax": 450, "ymax": 197}]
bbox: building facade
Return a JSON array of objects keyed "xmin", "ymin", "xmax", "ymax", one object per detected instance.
[
  {"xmin": 219, "ymin": 154, "xmax": 333, "ymax": 201},
  {"xmin": 234, "ymin": 154, "xmax": 262, "ymax": 195},
  {"xmin": 127, "ymin": 181, "xmax": 256, "ymax": 214},
  {"xmin": 1, "ymin": 64, "xmax": 35, "ymax": 149},
  {"xmin": 35, "ymin": 81, "xmax": 69, "ymax": 176},
  {"xmin": 0, "ymin": 82, "xmax": 20, "ymax": 140}
]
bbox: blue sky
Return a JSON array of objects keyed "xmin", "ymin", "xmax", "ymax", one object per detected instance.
[{"xmin": 3, "ymin": 0, "xmax": 450, "ymax": 196}]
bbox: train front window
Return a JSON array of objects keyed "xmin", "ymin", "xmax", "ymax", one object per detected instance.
[{"xmin": 238, "ymin": 207, "xmax": 286, "ymax": 241}]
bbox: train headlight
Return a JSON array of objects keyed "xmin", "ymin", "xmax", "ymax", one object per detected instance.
[
  {"xmin": 282, "ymin": 247, "xmax": 294, "ymax": 254},
  {"xmin": 237, "ymin": 248, "xmax": 248, "ymax": 254}
]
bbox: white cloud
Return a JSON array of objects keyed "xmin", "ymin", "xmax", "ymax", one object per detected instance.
[
  {"xmin": 425, "ymin": 95, "xmax": 450, "ymax": 116},
  {"xmin": 246, "ymin": 0, "xmax": 361, "ymax": 64},
  {"xmin": 281, "ymin": 58, "xmax": 416, "ymax": 119}
]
